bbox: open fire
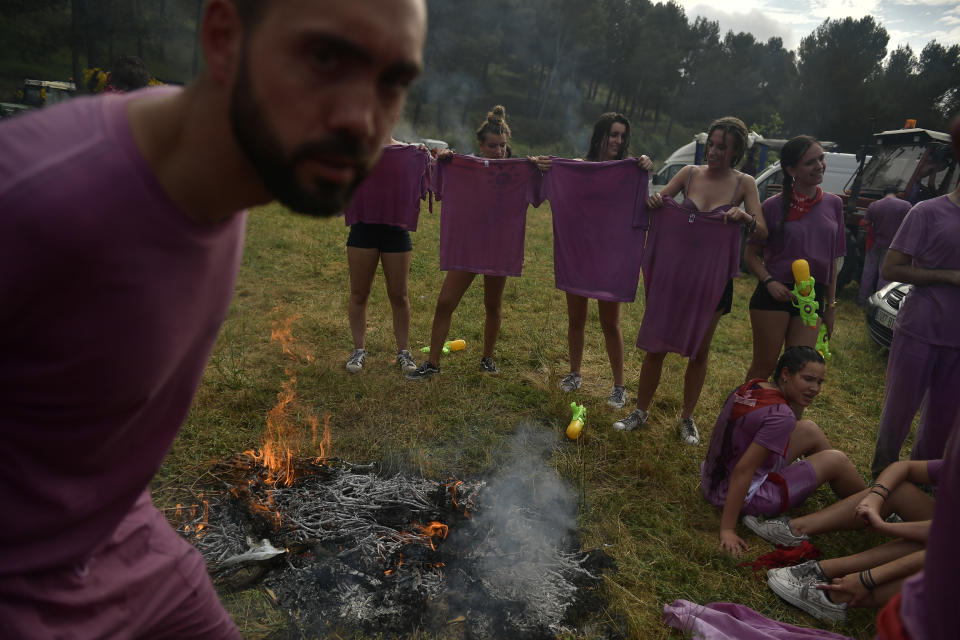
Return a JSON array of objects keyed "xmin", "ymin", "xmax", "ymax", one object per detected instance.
[{"xmin": 173, "ymin": 316, "xmax": 613, "ymax": 638}]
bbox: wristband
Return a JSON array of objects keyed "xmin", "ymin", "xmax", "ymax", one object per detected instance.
[
  {"xmin": 762, "ymin": 276, "xmax": 775, "ymax": 287},
  {"xmin": 869, "ymin": 489, "xmax": 888, "ymax": 501},
  {"xmin": 870, "ymin": 482, "xmax": 891, "ymax": 497}
]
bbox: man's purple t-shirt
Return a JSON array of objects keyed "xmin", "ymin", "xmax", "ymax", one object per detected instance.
[
  {"xmin": 865, "ymin": 196, "xmax": 911, "ymax": 248},
  {"xmin": 636, "ymin": 199, "xmax": 740, "ymax": 358},
  {"xmin": 543, "ymin": 158, "xmax": 649, "ymax": 302},
  {"xmin": 701, "ymin": 385, "xmax": 795, "ymax": 508},
  {"xmin": 898, "ymin": 414, "xmax": 960, "ymax": 640},
  {"xmin": 0, "ymin": 90, "xmax": 246, "ymax": 575},
  {"xmin": 749, "ymin": 193, "xmax": 846, "ymax": 284},
  {"xmin": 434, "ymin": 155, "xmax": 543, "ymax": 276},
  {"xmin": 889, "ymin": 195, "xmax": 960, "ymax": 348},
  {"xmin": 344, "ymin": 144, "xmax": 430, "ymax": 231}
]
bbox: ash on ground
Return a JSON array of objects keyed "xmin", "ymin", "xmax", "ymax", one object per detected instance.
[{"xmin": 177, "ymin": 425, "xmax": 615, "ymax": 639}]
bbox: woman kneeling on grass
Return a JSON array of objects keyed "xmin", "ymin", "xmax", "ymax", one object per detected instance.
[{"xmin": 700, "ymin": 346, "xmax": 866, "ymax": 555}]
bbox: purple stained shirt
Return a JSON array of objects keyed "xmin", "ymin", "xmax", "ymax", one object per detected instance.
[
  {"xmin": 344, "ymin": 144, "xmax": 430, "ymax": 231},
  {"xmin": 434, "ymin": 154, "xmax": 544, "ymax": 276},
  {"xmin": 701, "ymin": 386, "xmax": 795, "ymax": 508},
  {"xmin": 664, "ymin": 599, "xmax": 855, "ymax": 639},
  {"xmin": 750, "ymin": 192, "xmax": 846, "ymax": 284},
  {"xmin": 636, "ymin": 198, "xmax": 741, "ymax": 358},
  {"xmin": 865, "ymin": 196, "xmax": 911, "ymax": 248},
  {"xmin": 543, "ymin": 158, "xmax": 649, "ymax": 302},
  {"xmin": 889, "ymin": 195, "xmax": 960, "ymax": 348},
  {"xmin": 0, "ymin": 89, "xmax": 246, "ymax": 575},
  {"xmin": 898, "ymin": 415, "xmax": 960, "ymax": 640}
]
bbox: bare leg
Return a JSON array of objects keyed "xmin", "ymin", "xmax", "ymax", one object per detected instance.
[
  {"xmin": 566, "ymin": 293, "xmax": 588, "ymax": 374},
  {"xmin": 380, "ymin": 250, "xmax": 412, "ymax": 352},
  {"xmin": 481, "ymin": 275, "xmax": 507, "ymax": 359},
  {"xmin": 785, "ymin": 419, "xmax": 831, "ymax": 458},
  {"xmin": 746, "ymin": 309, "xmax": 790, "ymax": 381},
  {"xmin": 681, "ymin": 310, "xmax": 724, "ymax": 419},
  {"xmin": 635, "ymin": 351, "xmax": 667, "ymax": 411},
  {"xmin": 426, "ymin": 270, "xmax": 476, "ymax": 366},
  {"xmin": 347, "ymin": 247, "xmax": 381, "ymax": 350},
  {"xmin": 806, "ymin": 448, "xmax": 868, "ymax": 498},
  {"xmin": 598, "ymin": 300, "xmax": 624, "ymax": 386},
  {"xmin": 785, "ymin": 314, "xmax": 819, "ymax": 348},
  {"xmin": 790, "ymin": 484, "xmax": 935, "ymax": 537}
]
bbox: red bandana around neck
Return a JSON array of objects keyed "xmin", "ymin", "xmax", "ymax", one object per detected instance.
[{"xmin": 787, "ymin": 186, "xmax": 823, "ymax": 222}]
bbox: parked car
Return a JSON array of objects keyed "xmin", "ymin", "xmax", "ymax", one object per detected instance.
[{"xmin": 865, "ymin": 281, "xmax": 912, "ymax": 348}]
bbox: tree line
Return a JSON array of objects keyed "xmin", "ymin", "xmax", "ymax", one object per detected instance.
[{"xmin": 1, "ymin": 0, "xmax": 957, "ymax": 155}]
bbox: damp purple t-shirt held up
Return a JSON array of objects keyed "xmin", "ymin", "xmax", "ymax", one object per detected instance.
[
  {"xmin": 543, "ymin": 158, "xmax": 649, "ymax": 302},
  {"xmin": 0, "ymin": 89, "xmax": 246, "ymax": 575},
  {"xmin": 344, "ymin": 144, "xmax": 431, "ymax": 231},
  {"xmin": 750, "ymin": 192, "xmax": 846, "ymax": 284},
  {"xmin": 434, "ymin": 154, "xmax": 544, "ymax": 276},
  {"xmin": 888, "ymin": 195, "xmax": 960, "ymax": 348},
  {"xmin": 636, "ymin": 198, "xmax": 740, "ymax": 359}
]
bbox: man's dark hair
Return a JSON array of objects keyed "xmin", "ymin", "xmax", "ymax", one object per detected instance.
[{"xmin": 111, "ymin": 56, "xmax": 150, "ymax": 91}]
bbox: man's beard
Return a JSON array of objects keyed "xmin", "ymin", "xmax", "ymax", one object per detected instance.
[{"xmin": 228, "ymin": 52, "xmax": 371, "ymax": 217}]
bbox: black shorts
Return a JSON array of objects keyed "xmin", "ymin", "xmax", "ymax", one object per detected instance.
[
  {"xmin": 716, "ymin": 280, "xmax": 733, "ymax": 315},
  {"xmin": 749, "ymin": 280, "xmax": 827, "ymax": 317},
  {"xmin": 346, "ymin": 222, "xmax": 412, "ymax": 253}
]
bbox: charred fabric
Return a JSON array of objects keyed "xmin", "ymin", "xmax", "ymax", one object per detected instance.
[{"xmin": 175, "ymin": 454, "xmax": 613, "ymax": 638}]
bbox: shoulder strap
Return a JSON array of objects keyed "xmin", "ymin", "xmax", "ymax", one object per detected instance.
[
  {"xmin": 684, "ymin": 165, "xmax": 697, "ymax": 196},
  {"xmin": 730, "ymin": 171, "xmax": 745, "ymax": 204}
]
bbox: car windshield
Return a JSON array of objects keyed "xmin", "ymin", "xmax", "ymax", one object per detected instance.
[{"xmin": 859, "ymin": 144, "xmax": 925, "ymax": 195}]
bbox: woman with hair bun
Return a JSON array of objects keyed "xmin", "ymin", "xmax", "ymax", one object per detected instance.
[
  {"xmin": 613, "ymin": 116, "xmax": 764, "ymax": 444},
  {"xmin": 408, "ymin": 105, "xmax": 538, "ymax": 380},
  {"xmin": 744, "ymin": 135, "xmax": 846, "ymax": 381},
  {"xmin": 701, "ymin": 346, "xmax": 865, "ymax": 556}
]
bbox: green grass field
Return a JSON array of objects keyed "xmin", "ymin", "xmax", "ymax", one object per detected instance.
[{"xmin": 153, "ymin": 198, "xmax": 902, "ymax": 639}]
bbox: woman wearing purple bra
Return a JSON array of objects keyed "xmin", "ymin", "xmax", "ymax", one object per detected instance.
[{"xmin": 613, "ymin": 117, "xmax": 765, "ymax": 443}]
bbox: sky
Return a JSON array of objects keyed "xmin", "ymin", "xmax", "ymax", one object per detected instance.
[{"xmin": 673, "ymin": 0, "xmax": 960, "ymax": 56}]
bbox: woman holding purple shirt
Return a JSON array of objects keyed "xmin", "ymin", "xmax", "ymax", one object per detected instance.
[{"xmin": 744, "ymin": 136, "xmax": 846, "ymax": 381}]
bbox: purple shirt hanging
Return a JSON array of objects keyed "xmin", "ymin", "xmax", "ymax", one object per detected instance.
[
  {"xmin": 543, "ymin": 158, "xmax": 649, "ymax": 302},
  {"xmin": 434, "ymin": 154, "xmax": 544, "ymax": 277},
  {"xmin": 344, "ymin": 144, "xmax": 431, "ymax": 231},
  {"xmin": 636, "ymin": 198, "xmax": 740, "ymax": 358},
  {"xmin": 865, "ymin": 196, "xmax": 911, "ymax": 248}
]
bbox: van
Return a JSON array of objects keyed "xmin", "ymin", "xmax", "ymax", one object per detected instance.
[{"xmin": 755, "ymin": 152, "xmax": 868, "ymax": 201}]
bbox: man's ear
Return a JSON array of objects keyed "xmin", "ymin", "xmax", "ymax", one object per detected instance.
[{"xmin": 200, "ymin": 0, "xmax": 245, "ymax": 87}]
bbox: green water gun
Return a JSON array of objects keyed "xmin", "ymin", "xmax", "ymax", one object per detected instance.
[
  {"xmin": 791, "ymin": 259, "xmax": 819, "ymax": 328},
  {"xmin": 420, "ymin": 339, "xmax": 466, "ymax": 355},
  {"xmin": 566, "ymin": 402, "xmax": 586, "ymax": 440},
  {"xmin": 816, "ymin": 324, "xmax": 832, "ymax": 360}
]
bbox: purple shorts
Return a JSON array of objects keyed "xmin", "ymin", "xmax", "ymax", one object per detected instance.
[
  {"xmin": 742, "ymin": 460, "xmax": 819, "ymax": 516},
  {"xmin": 0, "ymin": 493, "xmax": 241, "ymax": 640}
]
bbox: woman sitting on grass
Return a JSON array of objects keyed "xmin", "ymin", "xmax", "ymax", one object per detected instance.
[{"xmin": 700, "ymin": 346, "xmax": 866, "ymax": 555}]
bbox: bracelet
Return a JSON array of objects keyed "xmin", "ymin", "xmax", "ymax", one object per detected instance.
[
  {"xmin": 762, "ymin": 276, "xmax": 775, "ymax": 287},
  {"xmin": 869, "ymin": 489, "xmax": 888, "ymax": 501},
  {"xmin": 859, "ymin": 569, "xmax": 877, "ymax": 590},
  {"xmin": 870, "ymin": 482, "xmax": 891, "ymax": 497},
  {"xmin": 828, "ymin": 300, "xmax": 838, "ymax": 308}
]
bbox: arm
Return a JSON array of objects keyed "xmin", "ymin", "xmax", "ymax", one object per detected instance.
[
  {"xmin": 823, "ymin": 257, "xmax": 840, "ymax": 336},
  {"xmin": 636, "ymin": 154, "xmax": 653, "ymax": 171},
  {"xmin": 881, "ymin": 249, "xmax": 960, "ymax": 287},
  {"xmin": 718, "ymin": 442, "xmax": 769, "ymax": 555},
  {"xmin": 736, "ymin": 175, "xmax": 768, "ymax": 242},
  {"xmin": 855, "ymin": 460, "xmax": 934, "ymax": 530},
  {"xmin": 527, "ymin": 156, "xmax": 552, "ymax": 172},
  {"xmin": 818, "ymin": 550, "xmax": 925, "ymax": 607},
  {"xmin": 745, "ymin": 242, "xmax": 793, "ymax": 303},
  {"xmin": 647, "ymin": 165, "xmax": 691, "ymax": 210}
]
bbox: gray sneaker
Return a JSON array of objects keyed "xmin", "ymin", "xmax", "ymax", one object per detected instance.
[
  {"xmin": 396, "ymin": 349, "xmax": 417, "ymax": 373},
  {"xmin": 767, "ymin": 567, "xmax": 847, "ymax": 622},
  {"xmin": 607, "ymin": 385, "xmax": 627, "ymax": 409},
  {"xmin": 767, "ymin": 560, "xmax": 828, "ymax": 586},
  {"xmin": 742, "ymin": 515, "xmax": 810, "ymax": 547},
  {"xmin": 679, "ymin": 416, "xmax": 700, "ymax": 445},
  {"xmin": 480, "ymin": 356, "xmax": 499, "ymax": 374},
  {"xmin": 405, "ymin": 361, "xmax": 439, "ymax": 381},
  {"xmin": 559, "ymin": 372, "xmax": 582, "ymax": 392},
  {"xmin": 613, "ymin": 408, "xmax": 648, "ymax": 432},
  {"xmin": 346, "ymin": 348, "xmax": 366, "ymax": 373}
]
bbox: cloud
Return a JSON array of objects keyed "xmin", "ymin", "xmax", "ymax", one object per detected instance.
[
  {"xmin": 684, "ymin": 3, "xmax": 802, "ymax": 47},
  {"xmin": 809, "ymin": 0, "xmax": 883, "ymax": 20}
]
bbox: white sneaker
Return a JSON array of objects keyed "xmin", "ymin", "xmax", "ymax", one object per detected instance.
[
  {"xmin": 396, "ymin": 349, "xmax": 417, "ymax": 373},
  {"xmin": 559, "ymin": 372, "xmax": 582, "ymax": 392},
  {"xmin": 679, "ymin": 416, "xmax": 700, "ymax": 445},
  {"xmin": 613, "ymin": 408, "xmax": 648, "ymax": 432},
  {"xmin": 345, "ymin": 348, "xmax": 366, "ymax": 373},
  {"xmin": 607, "ymin": 385, "xmax": 627, "ymax": 409},
  {"xmin": 767, "ymin": 567, "xmax": 847, "ymax": 622},
  {"xmin": 743, "ymin": 515, "xmax": 810, "ymax": 547}
]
